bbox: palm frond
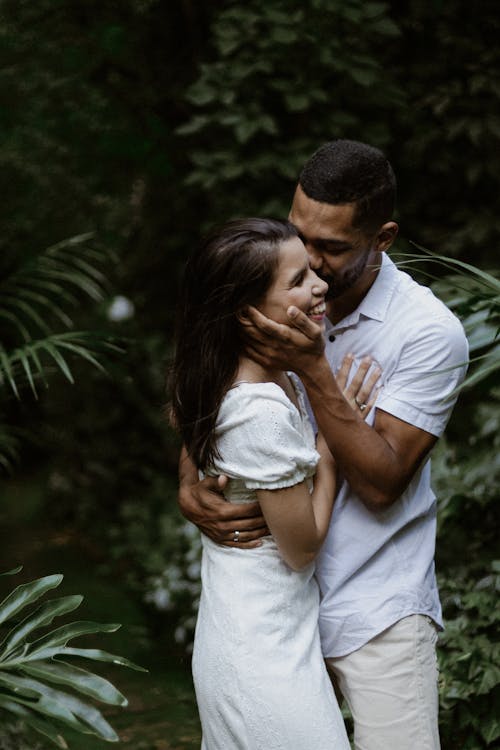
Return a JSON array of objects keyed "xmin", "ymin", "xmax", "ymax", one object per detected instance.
[
  {"xmin": 0, "ymin": 333, "xmax": 123, "ymax": 399},
  {"xmin": 0, "ymin": 234, "xmax": 109, "ymax": 343},
  {"xmin": 0, "ymin": 571, "xmax": 146, "ymax": 747},
  {"xmin": 0, "ymin": 426, "xmax": 21, "ymax": 471},
  {"xmin": 393, "ymin": 247, "xmax": 500, "ymax": 391}
]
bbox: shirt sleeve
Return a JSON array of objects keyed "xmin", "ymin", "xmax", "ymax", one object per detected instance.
[
  {"xmin": 376, "ymin": 313, "xmax": 469, "ymax": 437},
  {"xmin": 212, "ymin": 386, "xmax": 319, "ymax": 490}
]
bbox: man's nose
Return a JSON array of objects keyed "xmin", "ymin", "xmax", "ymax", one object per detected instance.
[{"xmin": 305, "ymin": 243, "xmax": 322, "ymax": 271}]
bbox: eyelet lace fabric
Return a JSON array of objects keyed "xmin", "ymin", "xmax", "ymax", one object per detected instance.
[{"xmin": 192, "ymin": 381, "xmax": 350, "ymax": 749}]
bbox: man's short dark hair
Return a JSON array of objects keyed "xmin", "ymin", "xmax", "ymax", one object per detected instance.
[{"xmin": 299, "ymin": 140, "xmax": 396, "ymax": 233}]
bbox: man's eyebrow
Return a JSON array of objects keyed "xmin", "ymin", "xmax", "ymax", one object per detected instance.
[
  {"xmin": 299, "ymin": 233, "xmax": 353, "ymax": 251},
  {"xmin": 323, "ymin": 240, "xmax": 354, "ymax": 253}
]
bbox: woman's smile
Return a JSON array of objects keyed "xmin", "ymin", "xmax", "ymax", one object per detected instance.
[{"xmin": 306, "ymin": 300, "xmax": 326, "ymax": 321}]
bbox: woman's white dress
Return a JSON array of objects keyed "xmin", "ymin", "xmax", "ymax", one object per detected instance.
[{"xmin": 192, "ymin": 381, "xmax": 349, "ymax": 750}]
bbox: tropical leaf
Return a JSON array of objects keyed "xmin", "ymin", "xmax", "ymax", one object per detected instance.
[
  {"xmin": 0, "ymin": 232, "xmax": 123, "ymax": 470},
  {"xmin": 0, "ymin": 595, "xmax": 83, "ymax": 658},
  {"xmin": 57, "ymin": 647, "xmax": 147, "ymax": 672},
  {"xmin": 0, "ymin": 426, "xmax": 21, "ymax": 471},
  {"xmin": 20, "ymin": 660, "xmax": 127, "ymax": 706},
  {"xmin": 0, "ymin": 570, "xmax": 143, "ymax": 746},
  {"xmin": 0, "ymin": 698, "xmax": 69, "ymax": 748},
  {"xmin": 27, "ymin": 621, "xmax": 121, "ymax": 656},
  {"xmin": 0, "ymin": 567, "xmax": 23, "ymax": 578},
  {"xmin": 0, "ymin": 333, "xmax": 123, "ymax": 399},
  {"xmin": 0, "ymin": 575, "xmax": 63, "ymax": 627},
  {"xmin": 0, "ymin": 234, "xmax": 108, "ymax": 341},
  {"xmin": 393, "ymin": 247, "xmax": 500, "ymax": 391}
]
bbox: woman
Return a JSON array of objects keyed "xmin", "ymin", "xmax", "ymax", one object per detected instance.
[{"xmin": 172, "ymin": 218, "xmax": 363, "ymax": 749}]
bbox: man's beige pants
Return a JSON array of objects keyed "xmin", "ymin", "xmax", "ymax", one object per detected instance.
[{"xmin": 325, "ymin": 615, "xmax": 440, "ymax": 750}]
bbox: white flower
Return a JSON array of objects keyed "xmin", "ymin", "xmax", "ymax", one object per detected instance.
[{"xmin": 107, "ymin": 295, "xmax": 135, "ymax": 322}]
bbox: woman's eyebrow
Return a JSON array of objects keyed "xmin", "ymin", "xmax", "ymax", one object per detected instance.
[{"xmin": 289, "ymin": 263, "xmax": 308, "ymax": 285}]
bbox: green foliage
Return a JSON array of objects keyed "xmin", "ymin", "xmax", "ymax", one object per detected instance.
[
  {"xmin": 178, "ymin": 0, "xmax": 404, "ymax": 218},
  {"xmin": 0, "ymin": 721, "xmax": 44, "ymax": 750},
  {"xmin": 393, "ymin": 247, "xmax": 500, "ymax": 390},
  {"xmin": 0, "ymin": 568, "xmax": 145, "ymax": 748},
  {"xmin": 437, "ymin": 563, "xmax": 500, "ymax": 749},
  {"xmin": 426, "ymin": 257, "xmax": 499, "ymax": 749},
  {"xmin": 390, "ymin": 0, "xmax": 500, "ymax": 260},
  {"xmin": 0, "ymin": 233, "xmax": 120, "ymax": 470}
]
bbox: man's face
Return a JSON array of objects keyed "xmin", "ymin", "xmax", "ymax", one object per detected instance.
[{"xmin": 288, "ymin": 185, "xmax": 380, "ymax": 302}]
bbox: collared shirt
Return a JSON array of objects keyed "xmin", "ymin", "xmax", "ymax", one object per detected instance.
[{"xmin": 315, "ymin": 253, "xmax": 469, "ymax": 658}]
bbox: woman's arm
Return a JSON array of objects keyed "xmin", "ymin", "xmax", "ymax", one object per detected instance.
[
  {"xmin": 256, "ymin": 434, "xmax": 336, "ymax": 571},
  {"xmin": 178, "ymin": 446, "xmax": 268, "ymax": 548}
]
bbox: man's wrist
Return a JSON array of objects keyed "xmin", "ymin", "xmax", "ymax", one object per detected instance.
[{"xmin": 296, "ymin": 353, "xmax": 333, "ymax": 385}]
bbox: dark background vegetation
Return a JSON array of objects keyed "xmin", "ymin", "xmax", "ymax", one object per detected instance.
[{"xmin": 0, "ymin": 1, "xmax": 498, "ymax": 748}]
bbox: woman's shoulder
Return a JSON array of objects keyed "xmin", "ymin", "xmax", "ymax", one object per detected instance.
[
  {"xmin": 226, "ymin": 380, "xmax": 292, "ymax": 400},
  {"xmin": 217, "ymin": 381, "xmax": 298, "ymax": 429}
]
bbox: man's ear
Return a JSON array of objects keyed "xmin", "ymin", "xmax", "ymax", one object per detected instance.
[{"xmin": 375, "ymin": 221, "xmax": 399, "ymax": 252}]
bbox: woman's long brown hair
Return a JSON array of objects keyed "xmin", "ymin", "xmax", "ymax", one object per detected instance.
[{"xmin": 171, "ymin": 218, "xmax": 298, "ymax": 470}]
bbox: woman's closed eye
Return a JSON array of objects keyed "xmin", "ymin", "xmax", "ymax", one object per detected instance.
[{"xmin": 290, "ymin": 266, "xmax": 308, "ymax": 288}]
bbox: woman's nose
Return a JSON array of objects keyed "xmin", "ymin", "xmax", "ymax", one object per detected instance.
[{"xmin": 312, "ymin": 272, "xmax": 328, "ymax": 296}]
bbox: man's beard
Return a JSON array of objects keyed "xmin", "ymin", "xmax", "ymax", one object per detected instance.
[{"xmin": 320, "ymin": 249, "xmax": 371, "ymax": 300}]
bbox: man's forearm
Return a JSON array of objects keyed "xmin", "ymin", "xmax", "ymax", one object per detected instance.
[{"xmin": 179, "ymin": 445, "xmax": 198, "ymax": 489}]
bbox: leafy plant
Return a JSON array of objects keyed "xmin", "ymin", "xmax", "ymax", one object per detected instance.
[
  {"xmin": 393, "ymin": 245, "xmax": 500, "ymax": 390},
  {"xmin": 437, "ymin": 562, "xmax": 500, "ymax": 749},
  {"xmin": 177, "ymin": 0, "xmax": 404, "ymax": 220},
  {"xmin": 0, "ymin": 567, "xmax": 146, "ymax": 748},
  {"xmin": 0, "ymin": 233, "xmax": 120, "ymax": 470},
  {"xmin": 406, "ymin": 250, "xmax": 500, "ymax": 749}
]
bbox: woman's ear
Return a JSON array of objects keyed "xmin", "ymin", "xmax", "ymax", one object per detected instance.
[{"xmin": 237, "ymin": 306, "xmax": 252, "ymax": 326}]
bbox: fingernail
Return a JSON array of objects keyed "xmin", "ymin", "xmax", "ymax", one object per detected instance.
[{"xmin": 288, "ymin": 306, "xmax": 298, "ymax": 318}]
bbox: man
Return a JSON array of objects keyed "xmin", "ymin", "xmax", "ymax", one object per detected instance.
[{"xmin": 179, "ymin": 140, "xmax": 468, "ymax": 749}]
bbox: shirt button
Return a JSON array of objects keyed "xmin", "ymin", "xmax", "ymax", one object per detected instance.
[{"xmin": 328, "ymin": 333, "xmax": 336, "ymax": 342}]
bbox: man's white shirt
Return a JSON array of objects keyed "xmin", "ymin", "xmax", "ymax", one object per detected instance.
[{"xmin": 314, "ymin": 253, "xmax": 469, "ymax": 657}]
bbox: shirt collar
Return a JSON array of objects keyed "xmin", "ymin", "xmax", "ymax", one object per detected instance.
[{"xmin": 325, "ymin": 252, "xmax": 399, "ymax": 333}]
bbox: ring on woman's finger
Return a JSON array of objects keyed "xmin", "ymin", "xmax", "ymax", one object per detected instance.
[
  {"xmin": 354, "ymin": 397, "xmax": 367, "ymax": 412},
  {"xmin": 233, "ymin": 530, "xmax": 240, "ymax": 543}
]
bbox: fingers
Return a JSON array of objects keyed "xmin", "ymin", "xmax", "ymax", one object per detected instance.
[
  {"xmin": 247, "ymin": 306, "xmax": 323, "ymax": 352},
  {"xmin": 200, "ymin": 474, "xmax": 227, "ymax": 495},
  {"xmin": 216, "ymin": 474, "xmax": 228, "ymax": 491},
  {"xmin": 219, "ymin": 523, "xmax": 270, "ymax": 549},
  {"xmin": 200, "ymin": 501, "xmax": 269, "ymax": 547},
  {"xmin": 216, "ymin": 500, "xmax": 263, "ymax": 521},
  {"xmin": 337, "ymin": 354, "xmax": 382, "ymax": 418},
  {"xmin": 349, "ymin": 360, "xmax": 381, "ymax": 408},
  {"xmin": 287, "ymin": 306, "xmax": 324, "ymax": 347},
  {"xmin": 335, "ymin": 353, "xmax": 355, "ymax": 391},
  {"xmin": 365, "ymin": 385, "xmax": 381, "ymax": 414}
]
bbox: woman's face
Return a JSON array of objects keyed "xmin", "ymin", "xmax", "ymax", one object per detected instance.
[{"xmin": 258, "ymin": 236, "xmax": 328, "ymax": 329}]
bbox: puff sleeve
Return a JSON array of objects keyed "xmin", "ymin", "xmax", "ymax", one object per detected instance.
[{"xmin": 210, "ymin": 383, "xmax": 319, "ymax": 491}]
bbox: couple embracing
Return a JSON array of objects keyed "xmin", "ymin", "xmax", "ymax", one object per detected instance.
[{"xmin": 172, "ymin": 140, "xmax": 468, "ymax": 749}]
